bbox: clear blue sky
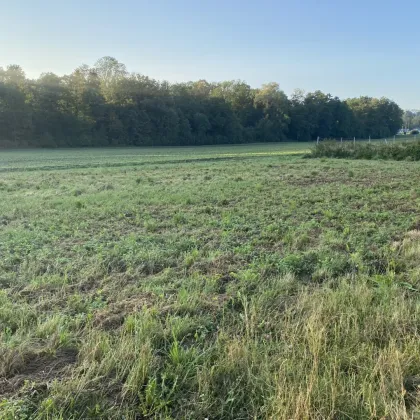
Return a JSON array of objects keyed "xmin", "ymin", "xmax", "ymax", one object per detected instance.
[{"xmin": 1, "ymin": 0, "xmax": 418, "ymax": 108}]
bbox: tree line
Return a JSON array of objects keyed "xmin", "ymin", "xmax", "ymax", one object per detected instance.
[
  {"xmin": 0, "ymin": 57, "xmax": 404, "ymax": 148},
  {"xmin": 403, "ymin": 110, "xmax": 420, "ymax": 131}
]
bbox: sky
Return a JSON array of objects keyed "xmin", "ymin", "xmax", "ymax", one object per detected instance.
[{"xmin": 1, "ymin": 0, "xmax": 418, "ymax": 108}]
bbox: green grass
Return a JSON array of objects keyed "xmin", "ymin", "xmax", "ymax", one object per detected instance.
[
  {"xmin": 0, "ymin": 142, "xmax": 310, "ymax": 171},
  {"xmin": 1, "ymin": 143, "xmax": 420, "ymax": 419}
]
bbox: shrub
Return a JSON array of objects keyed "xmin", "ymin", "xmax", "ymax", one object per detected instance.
[{"xmin": 309, "ymin": 140, "xmax": 420, "ymax": 161}]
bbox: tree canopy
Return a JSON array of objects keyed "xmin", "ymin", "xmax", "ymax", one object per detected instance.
[
  {"xmin": 403, "ymin": 110, "xmax": 420, "ymax": 131},
  {"xmin": 0, "ymin": 58, "xmax": 404, "ymax": 148}
]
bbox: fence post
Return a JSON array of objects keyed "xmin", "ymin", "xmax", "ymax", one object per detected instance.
[
  {"xmin": 369, "ymin": 136, "xmax": 371, "ymax": 143},
  {"xmin": 341, "ymin": 137, "xmax": 343, "ymax": 143},
  {"xmin": 353, "ymin": 137, "xmax": 356, "ymax": 145},
  {"xmin": 317, "ymin": 136, "xmax": 319, "ymax": 145}
]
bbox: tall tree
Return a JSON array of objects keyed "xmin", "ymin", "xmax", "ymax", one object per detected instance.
[
  {"xmin": 94, "ymin": 57, "xmax": 127, "ymax": 101},
  {"xmin": 254, "ymin": 83, "xmax": 290, "ymax": 141}
]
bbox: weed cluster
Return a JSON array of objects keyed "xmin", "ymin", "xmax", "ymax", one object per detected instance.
[{"xmin": 310, "ymin": 140, "xmax": 420, "ymax": 161}]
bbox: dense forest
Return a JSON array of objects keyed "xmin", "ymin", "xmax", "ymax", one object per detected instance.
[{"xmin": 0, "ymin": 57, "xmax": 403, "ymax": 148}]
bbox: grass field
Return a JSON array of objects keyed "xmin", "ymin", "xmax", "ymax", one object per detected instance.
[
  {"xmin": 1, "ymin": 143, "xmax": 420, "ymax": 419},
  {"xmin": 0, "ymin": 143, "xmax": 309, "ymax": 171}
]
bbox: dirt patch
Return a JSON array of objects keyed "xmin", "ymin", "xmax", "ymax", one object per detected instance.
[
  {"xmin": 404, "ymin": 376, "xmax": 420, "ymax": 408},
  {"xmin": 160, "ymin": 293, "xmax": 230, "ymax": 318},
  {"xmin": 0, "ymin": 347, "xmax": 78, "ymax": 397},
  {"xmin": 285, "ymin": 173, "xmax": 380, "ymax": 188},
  {"xmin": 217, "ymin": 273, "xmax": 236, "ymax": 293},
  {"xmin": 93, "ymin": 293, "xmax": 155, "ymax": 330},
  {"xmin": 192, "ymin": 252, "xmax": 242, "ymax": 276}
]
